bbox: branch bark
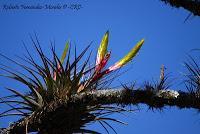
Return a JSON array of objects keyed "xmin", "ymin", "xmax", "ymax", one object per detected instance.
[
  {"xmin": 160, "ymin": 0, "xmax": 200, "ymax": 16},
  {"xmin": 1, "ymin": 88, "xmax": 200, "ymax": 134}
]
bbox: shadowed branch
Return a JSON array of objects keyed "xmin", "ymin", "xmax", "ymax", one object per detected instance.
[
  {"xmin": 1, "ymin": 88, "xmax": 200, "ymax": 134},
  {"xmin": 161, "ymin": 0, "xmax": 200, "ymax": 16}
]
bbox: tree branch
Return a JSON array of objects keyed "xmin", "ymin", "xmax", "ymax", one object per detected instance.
[
  {"xmin": 160, "ymin": 0, "xmax": 200, "ymax": 16},
  {"xmin": 1, "ymin": 88, "xmax": 200, "ymax": 134}
]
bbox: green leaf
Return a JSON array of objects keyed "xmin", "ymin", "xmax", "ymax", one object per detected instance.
[
  {"xmin": 6, "ymin": 88, "xmax": 42, "ymax": 109},
  {"xmin": 60, "ymin": 41, "xmax": 69, "ymax": 64}
]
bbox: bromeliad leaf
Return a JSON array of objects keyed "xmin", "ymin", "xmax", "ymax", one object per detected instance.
[
  {"xmin": 6, "ymin": 88, "xmax": 42, "ymax": 109},
  {"xmin": 60, "ymin": 41, "xmax": 69, "ymax": 64},
  {"xmin": 0, "ymin": 68, "xmax": 44, "ymax": 107}
]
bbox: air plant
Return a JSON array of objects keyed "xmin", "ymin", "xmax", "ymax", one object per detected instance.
[
  {"xmin": 144, "ymin": 65, "xmax": 170, "ymax": 92},
  {"xmin": 0, "ymin": 31, "xmax": 144, "ymax": 133}
]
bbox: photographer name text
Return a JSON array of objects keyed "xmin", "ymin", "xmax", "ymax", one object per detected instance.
[{"xmin": 1, "ymin": 3, "xmax": 83, "ymax": 11}]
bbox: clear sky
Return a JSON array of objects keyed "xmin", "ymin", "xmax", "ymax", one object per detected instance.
[{"xmin": 0, "ymin": 0, "xmax": 200, "ymax": 134}]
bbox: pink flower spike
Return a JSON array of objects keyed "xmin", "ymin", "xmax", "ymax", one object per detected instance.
[{"xmin": 95, "ymin": 52, "xmax": 111, "ymax": 73}]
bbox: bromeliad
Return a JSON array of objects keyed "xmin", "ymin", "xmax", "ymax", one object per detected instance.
[
  {"xmin": 0, "ymin": 32, "xmax": 145, "ymax": 131},
  {"xmin": 53, "ymin": 31, "xmax": 144, "ymax": 93}
]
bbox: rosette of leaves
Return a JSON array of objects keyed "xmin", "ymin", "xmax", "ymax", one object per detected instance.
[{"xmin": 0, "ymin": 32, "xmax": 144, "ymax": 133}]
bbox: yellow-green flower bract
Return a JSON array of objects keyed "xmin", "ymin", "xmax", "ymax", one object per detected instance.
[
  {"xmin": 108, "ymin": 39, "xmax": 144, "ymax": 71},
  {"xmin": 96, "ymin": 31, "xmax": 109, "ymax": 65}
]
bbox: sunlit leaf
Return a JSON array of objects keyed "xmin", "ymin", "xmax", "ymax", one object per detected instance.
[{"xmin": 60, "ymin": 41, "xmax": 69, "ymax": 64}]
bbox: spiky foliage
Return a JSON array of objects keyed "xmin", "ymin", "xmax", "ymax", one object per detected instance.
[
  {"xmin": 0, "ymin": 32, "xmax": 144, "ymax": 133},
  {"xmin": 142, "ymin": 66, "xmax": 171, "ymax": 110},
  {"xmin": 184, "ymin": 54, "xmax": 200, "ymax": 97}
]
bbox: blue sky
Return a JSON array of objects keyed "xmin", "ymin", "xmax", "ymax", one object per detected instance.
[{"xmin": 0, "ymin": 0, "xmax": 200, "ymax": 134}]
